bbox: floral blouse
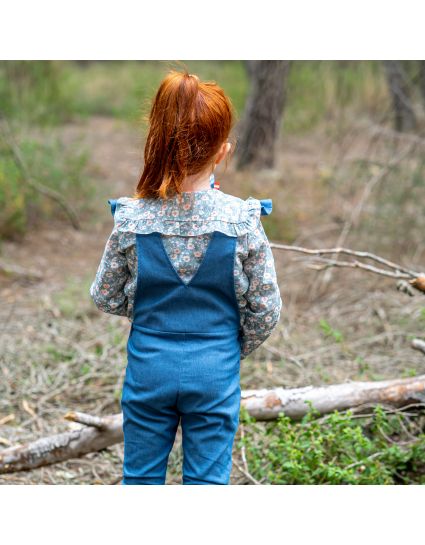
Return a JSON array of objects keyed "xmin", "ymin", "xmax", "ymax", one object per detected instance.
[{"xmin": 90, "ymin": 188, "xmax": 283, "ymax": 359}]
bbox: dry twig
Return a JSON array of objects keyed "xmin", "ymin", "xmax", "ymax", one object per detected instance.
[{"xmin": 269, "ymin": 242, "xmax": 425, "ymax": 293}]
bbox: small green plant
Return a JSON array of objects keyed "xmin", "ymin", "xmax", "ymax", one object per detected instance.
[
  {"xmin": 319, "ymin": 318, "xmax": 344, "ymax": 343},
  {"xmin": 79, "ymin": 363, "xmax": 91, "ymax": 375},
  {"xmin": 239, "ymin": 404, "xmax": 425, "ymax": 484},
  {"xmin": 45, "ymin": 345, "xmax": 76, "ymax": 362},
  {"xmin": 401, "ymin": 368, "xmax": 418, "ymax": 378},
  {"xmin": 355, "ymin": 356, "xmax": 370, "ymax": 376}
]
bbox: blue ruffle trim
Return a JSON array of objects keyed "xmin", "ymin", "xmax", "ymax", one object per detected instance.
[
  {"xmin": 108, "ymin": 198, "xmax": 118, "ymax": 217},
  {"xmin": 260, "ymin": 198, "xmax": 273, "ymax": 216}
]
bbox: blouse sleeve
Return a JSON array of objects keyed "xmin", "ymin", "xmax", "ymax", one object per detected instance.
[
  {"xmin": 239, "ymin": 216, "xmax": 283, "ymax": 360},
  {"xmin": 89, "ymin": 214, "xmax": 130, "ymax": 317}
]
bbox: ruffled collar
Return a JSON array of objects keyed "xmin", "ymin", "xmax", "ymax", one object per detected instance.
[{"xmin": 109, "ymin": 189, "xmax": 271, "ymax": 237}]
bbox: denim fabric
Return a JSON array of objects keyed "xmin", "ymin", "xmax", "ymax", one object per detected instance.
[{"xmin": 121, "ymin": 230, "xmax": 242, "ymax": 485}]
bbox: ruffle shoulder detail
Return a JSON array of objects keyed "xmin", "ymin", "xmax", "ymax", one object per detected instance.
[{"xmin": 108, "ymin": 193, "xmax": 272, "ymax": 237}]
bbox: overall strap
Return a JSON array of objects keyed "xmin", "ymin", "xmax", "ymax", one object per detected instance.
[{"xmin": 132, "ymin": 230, "xmax": 240, "ymax": 334}]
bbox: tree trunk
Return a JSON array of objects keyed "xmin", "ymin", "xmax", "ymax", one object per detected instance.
[
  {"xmin": 383, "ymin": 61, "xmax": 416, "ymax": 132},
  {"xmin": 419, "ymin": 60, "xmax": 425, "ymax": 107},
  {"xmin": 236, "ymin": 60, "xmax": 290, "ymax": 170},
  {"xmin": 1, "ymin": 374, "xmax": 425, "ymax": 474}
]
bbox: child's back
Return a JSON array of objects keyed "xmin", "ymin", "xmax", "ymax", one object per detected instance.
[
  {"xmin": 90, "ymin": 71, "xmax": 282, "ymax": 485},
  {"xmin": 91, "ymin": 188, "xmax": 281, "ymax": 360}
]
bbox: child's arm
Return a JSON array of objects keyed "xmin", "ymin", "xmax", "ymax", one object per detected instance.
[
  {"xmin": 240, "ymin": 219, "xmax": 283, "ymax": 359},
  {"xmin": 89, "ymin": 225, "xmax": 130, "ymax": 317}
]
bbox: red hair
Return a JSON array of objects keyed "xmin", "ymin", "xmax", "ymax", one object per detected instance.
[{"xmin": 135, "ymin": 70, "xmax": 234, "ymax": 200}]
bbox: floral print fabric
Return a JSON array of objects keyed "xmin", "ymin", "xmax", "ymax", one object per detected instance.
[{"xmin": 90, "ymin": 188, "xmax": 282, "ymax": 359}]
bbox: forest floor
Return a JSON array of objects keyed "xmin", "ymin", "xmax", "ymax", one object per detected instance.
[{"xmin": 1, "ymin": 116, "xmax": 424, "ymax": 484}]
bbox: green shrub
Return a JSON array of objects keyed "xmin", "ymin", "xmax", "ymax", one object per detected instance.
[
  {"xmin": 0, "ymin": 136, "xmax": 90, "ymax": 239},
  {"xmin": 239, "ymin": 404, "xmax": 425, "ymax": 484}
]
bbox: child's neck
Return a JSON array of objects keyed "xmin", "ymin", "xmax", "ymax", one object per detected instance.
[{"xmin": 180, "ymin": 171, "xmax": 213, "ymax": 192}]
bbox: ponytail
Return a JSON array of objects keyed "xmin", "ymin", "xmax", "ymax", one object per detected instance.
[{"xmin": 135, "ymin": 70, "xmax": 234, "ymax": 199}]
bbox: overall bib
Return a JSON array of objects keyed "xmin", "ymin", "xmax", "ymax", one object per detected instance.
[{"xmin": 121, "ymin": 230, "xmax": 242, "ymax": 485}]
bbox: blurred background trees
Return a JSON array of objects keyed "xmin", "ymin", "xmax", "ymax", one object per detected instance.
[
  {"xmin": 236, "ymin": 60, "xmax": 290, "ymax": 169},
  {"xmin": 383, "ymin": 60, "xmax": 417, "ymax": 132},
  {"xmin": 1, "ymin": 60, "xmax": 424, "ymax": 243}
]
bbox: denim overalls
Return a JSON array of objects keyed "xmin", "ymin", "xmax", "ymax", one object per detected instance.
[{"xmin": 117, "ymin": 220, "xmax": 243, "ymax": 485}]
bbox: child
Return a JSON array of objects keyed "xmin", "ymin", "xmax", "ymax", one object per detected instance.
[{"xmin": 90, "ymin": 70, "xmax": 283, "ymax": 485}]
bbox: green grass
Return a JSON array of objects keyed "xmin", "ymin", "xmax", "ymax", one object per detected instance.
[
  {"xmin": 64, "ymin": 60, "xmax": 249, "ymax": 123},
  {"xmin": 0, "ymin": 60, "xmax": 393, "ymax": 131},
  {"xmin": 284, "ymin": 60, "xmax": 389, "ymax": 133},
  {"xmin": 66, "ymin": 60, "xmax": 391, "ymax": 133},
  {"xmin": 0, "ymin": 60, "xmax": 248, "ymax": 125}
]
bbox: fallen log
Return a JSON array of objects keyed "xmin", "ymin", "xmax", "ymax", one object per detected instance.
[
  {"xmin": 0, "ymin": 413, "xmax": 123, "ymax": 474},
  {"xmin": 1, "ymin": 375, "xmax": 425, "ymax": 474},
  {"xmin": 242, "ymin": 374, "xmax": 425, "ymax": 420},
  {"xmin": 412, "ymin": 338, "xmax": 425, "ymax": 355}
]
